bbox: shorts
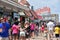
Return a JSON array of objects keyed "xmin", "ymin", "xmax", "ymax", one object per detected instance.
[
  {"xmin": 49, "ymin": 30, "xmax": 53, "ymax": 34},
  {"xmin": 12, "ymin": 33, "xmax": 18, "ymax": 36},
  {"xmin": 55, "ymin": 34, "xmax": 59, "ymax": 38},
  {"xmin": 31, "ymin": 30, "xmax": 34, "ymax": 33},
  {"xmin": 20, "ymin": 32, "xmax": 25, "ymax": 36}
]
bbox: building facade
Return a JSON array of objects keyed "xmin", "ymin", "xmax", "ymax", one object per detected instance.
[
  {"xmin": 42, "ymin": 14, "xmax": 59, "ymax": 22},
  {"xmin": 0, "ymin": 0, "xmax": 31, "ymax": 23}
]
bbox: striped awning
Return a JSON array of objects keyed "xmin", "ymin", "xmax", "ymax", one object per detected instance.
[
  {"xmin": 35, "ymin": 7, "xmax": 50, "ymax": 15},
  {"xmin": 24, "ymin": 10, "xmax": 32, "ymax": 17},
  {"xmin": 30, "ymin": 10, "xmax": 38, "ymax": 19},
  {"xmin": 29, "ymin": 16, "xmax": 34, "ymax": 20},
  {"xmin": 38, "ymin": 15, "xmax": 43, "ymax": 20}
]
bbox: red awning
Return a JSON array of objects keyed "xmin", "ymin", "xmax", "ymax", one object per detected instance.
[
  {"xmin": 24, "ymin": 10, "xmax": 32, "ymax": 17},
  {"xmin": 29, "ymin": 16, "xmax": 34, "ymax": 20},
  {"xmin": 35, "ymin": 7, "xmax": 50, "ymax": 15},
  {"xmin": 30, "ymin": 10, "xmax": 38, "ymax": 19},
  {"xmin": 38, "ymin": 15, "xmax": 43, "ymax": 20}
]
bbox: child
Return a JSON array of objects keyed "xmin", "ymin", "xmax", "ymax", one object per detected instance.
[
  {"xmin": 12, "ymin": 22, "xmax": 19, "ymax": 40},
  {"xmin": 54, "ymin": 25, "xmax": 60, "ymax": 40},
  {"xmin": 40, "ymin": 25, "xmax": 45, "ymax": 36}
]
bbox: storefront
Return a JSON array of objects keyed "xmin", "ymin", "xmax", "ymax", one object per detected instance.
[{"xmin": 0, "ymin": 0, "xmax": 30, "ymax": 18}]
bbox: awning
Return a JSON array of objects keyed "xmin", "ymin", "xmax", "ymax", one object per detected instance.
[
  {"xmin": 29, "ymin": 16, "xmax": 34, "ymax": 20},
  {"xmin": 30, "ymin": 10, "xmax": 38, "ymax": 19},
  {"xmin": 35, "ymin": 7, "xmax": 50, "ymax": 14},
  {"xmin": 0, "ymin": 0, "xmax": 30, "ymax": 11},
  {"xmin": 24, "ymin": 10, "xmax": 35, "ymax": 20},
  {"xmin": 38, "ymin": 15, "xmax": 43, "ymax": 20},
  {"xmin": 24, "ymin": 10, "xmax": 32, "ymax": 17}
]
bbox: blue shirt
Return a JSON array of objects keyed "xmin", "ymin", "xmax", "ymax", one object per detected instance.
[
  {"xmin": 0, "ymin": 23, "xmax": 3, "ymax": 28},
  {"xmin": 1, "ymin": 22, "xmax": 11, "ymax": 37},
  {"xmin": 0, "ymin": 23, "xmax": 3, "ymax": 36}
]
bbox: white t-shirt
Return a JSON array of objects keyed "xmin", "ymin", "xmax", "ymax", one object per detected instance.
[{"xmin": 47, "ymin": 22, "xmax": 55, "ymax": 31}]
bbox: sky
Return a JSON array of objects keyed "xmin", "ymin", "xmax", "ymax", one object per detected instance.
[{"xmin": 27, "ymin": 0, "xmax": 60, "ymax": 21}]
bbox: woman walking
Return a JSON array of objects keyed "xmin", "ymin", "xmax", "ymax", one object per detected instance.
[{"xmin": 12, "ymin": 22, "xmax": 19, "ymax": 40}]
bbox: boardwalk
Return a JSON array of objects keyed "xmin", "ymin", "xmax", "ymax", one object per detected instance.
[{"xmin": 30, "ymin": 33, "xmax": 60, "ymax": 40}]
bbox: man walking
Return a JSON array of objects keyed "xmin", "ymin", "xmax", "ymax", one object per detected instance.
[
  {"xmin": 0, "ymin": 18, "xmax": 11, "ymax": 40},
  {"xmin": 47, "ymin": 21, "xmax": 55, "ymax": 40}
]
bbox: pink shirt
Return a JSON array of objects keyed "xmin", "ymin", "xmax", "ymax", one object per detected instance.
[
  {"xmin": 12, "ymin": 24, "xmax": 19, "ymax": 34},
  {"xmin": 30, "ymin": 23, "xmax": 35, "ymax": 30}
]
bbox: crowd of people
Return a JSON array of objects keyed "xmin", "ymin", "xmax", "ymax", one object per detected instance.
[
  {"xmin": 0, "ymin": 17, "xmax": 39, "ymax": 40},
  {"xmin": 0, "ymin": 16, "xmax": 60, "ymax": 40},
  {"xmin": 40, "ymin": 21, "xmax": 60, "ymax": 40}
]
